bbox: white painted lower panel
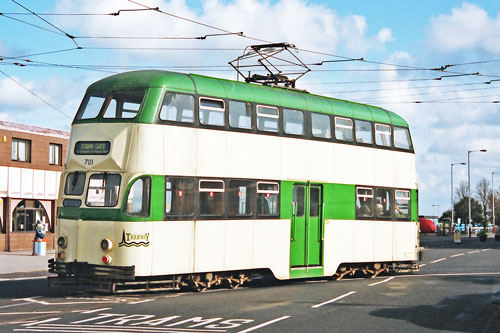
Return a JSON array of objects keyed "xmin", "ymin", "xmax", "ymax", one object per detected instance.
[
  {"xmin": 324, "ymin": 220, "xmax": 419, "ymax": 276},
  {"xmin": 59, "ymin": 219, "xmax": 290, "ymax": 279}
]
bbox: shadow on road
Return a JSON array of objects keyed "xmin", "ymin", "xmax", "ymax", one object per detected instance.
[{"xmin": 370, "ymin": 291, "xmax": 500, "ymax": 333}]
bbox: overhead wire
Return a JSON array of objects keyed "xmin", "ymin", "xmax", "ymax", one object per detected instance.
[{"xmin": 0, "ymin": 69, "xmax": 72, "ymax": 119}]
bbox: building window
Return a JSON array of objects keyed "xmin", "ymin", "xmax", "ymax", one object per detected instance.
[
  {"xmin": 49, "ymin": 143, "xmax": 62, "ymax": 165},
  {"xmin": 12, "ymin": 200, "xmax": 50, "ymax": 232},
  {"xmin": 12, "ymin": 138, "xmax": 31, "ymax": 162}
]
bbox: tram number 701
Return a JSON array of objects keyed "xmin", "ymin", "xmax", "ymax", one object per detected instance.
[{"xmin": 84, "ymin": 159, "xmax": 94, "ymax": 166}]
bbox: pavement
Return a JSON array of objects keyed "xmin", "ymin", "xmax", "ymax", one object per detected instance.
[
  {"xmin": 0, "ymin": 233, "xmax": 499, "ymax": 276},
  {"xmin": 0, "ymin": 249, "xmax": 55, "ymax": 276}
]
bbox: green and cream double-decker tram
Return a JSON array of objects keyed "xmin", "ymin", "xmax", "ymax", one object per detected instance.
[{"xmin": 49, "ymin": 70, "xmax": 419, "ymax": 292}]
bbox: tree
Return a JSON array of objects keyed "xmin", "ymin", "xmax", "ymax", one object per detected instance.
[
  {"xmin": 455, "ymin": 180, "xmax": 468, "ymax": 201},
  {"xmin": 454, "ymin": 197, "xmax": 483, "ymax": 225},
  {"xmin": 475, "ymin": 177, "xmax": 491, "ymax": 229}
]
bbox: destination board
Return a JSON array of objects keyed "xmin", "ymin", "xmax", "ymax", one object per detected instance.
[{"xmin": 75, "ymin": 141, "xmax": 110, "ymax": 155}]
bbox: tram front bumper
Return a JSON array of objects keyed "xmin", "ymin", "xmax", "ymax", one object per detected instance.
[{"xmin": 48, "ymin": 258, "xmax": 135, "ymax": 290}]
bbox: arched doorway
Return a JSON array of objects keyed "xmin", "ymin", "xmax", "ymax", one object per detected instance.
[{"xmin": 12, "ymin": 200, "xmax": 50, "ymax": 232}]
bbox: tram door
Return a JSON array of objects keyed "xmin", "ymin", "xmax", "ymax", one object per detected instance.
[{"xmin": 290, "ymin": 184, "xmax": 323, "ymax": 267}]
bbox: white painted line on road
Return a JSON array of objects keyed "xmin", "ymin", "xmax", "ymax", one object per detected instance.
[
  {"xmin": 21, "ymin": 317, "xmax": 60, "ymax": 326},
  {"xmin": 127, "ymin": 299, "xmax": 153, "ymax": 305},
  {"xmin": 368, "ymin": 276, "xmax": 394, "ymax": 287},
  {"xmin": 0, "ymin": 276, "xmax": 46, "ymax": 282},
  {"xmin": 0, "ymin": 311, "xmax": 61, "ymax": 315},
  {"xmin": 311, "ymin": 291, "xmax": 357, "ymax": 309},
  {"xmin": 419, "ymin": 264, "xmax": 427, "ymax": 267},
  {"xmin": 15, "ymin": 297, "xmax": 121, "ymax": 305},
  {"xmin": 0, "ymin": 302, "xmax": 31, "ymax": 309},
  {"xmin": 72, "ymin": 308, "xmax": 111, "ymax": 314},
  {"xmin": 450, "ymin": 253, "xmax": 465, "ymax": 258},
  {"xmin": 482, "ymin": 249, "xmax": 491, "ymax": 252},
  {"xmin": 237, "ymin": 316, "xmax": 291, "ymax": 333},
  {"xmin": 468, "ymin": 250, "xmax": 480, "ymax": 254},
  {"xmin": 430, "ymin": 258, "xmax": 447, "ymax": 264},
  {"xmin": 398, "ymin": 271, "xmax": 500, "ymax": 278}
]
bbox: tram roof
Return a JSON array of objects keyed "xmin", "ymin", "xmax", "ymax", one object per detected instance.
[{"xmin": 88, "ymin": 70, "xmax": 408, "ymax": 127}]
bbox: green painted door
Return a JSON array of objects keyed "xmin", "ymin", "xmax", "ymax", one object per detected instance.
[{"xmin": 290, "ymin": 183, "xmax": 323, "ymax": 267}]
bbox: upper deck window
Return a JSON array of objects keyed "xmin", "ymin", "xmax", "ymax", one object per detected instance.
[
  {"xmin": 86, "ymin": 174, "xmax": 121, "ymax": 207},
  {"xmin": 311, "ymin": 113, "xmax": 331, "ymax": 139},
  {"xmin": 160, "ymin": 93, "xmax": 194, "ymax": 123},
  {"xmin": 394, "ymin": 127, "xmax": 412, "ymax": 150},
  {"xmin": 229, "ymin": 101, "xmax": 252, "ymax": 129},
  {"xmin": 103, "ymin": 90, "xmax": 145, "ymax": 119},
  {"xmin": 199, "ymin": 97, "xmax": 225, "ymax": 126},
  {"xmin": 355, "ymin": 120, "xmax": 373, "ymax": 144},
  {"xmin": 335, "ymin": 117, "xmax": 353, "ymax": 141},
  {"xmin": 375, "ymin": 124, "xmax": 392, "ymax": 147},
  {"xmin": 283, "ymin": 109, "xmax": 304, "ymax": 136},
  {"xmin": 257, "ymin": 105, "xmax": 279, "ymax": 133},
  {"xmin": 76, "ymin": 91, "xmax": 107, "ymax": 120}
]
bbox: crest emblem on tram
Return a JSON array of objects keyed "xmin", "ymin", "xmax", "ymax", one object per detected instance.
[{"xmin": 118, "ymin": 230, "xmax": 150, "ymax": 247}]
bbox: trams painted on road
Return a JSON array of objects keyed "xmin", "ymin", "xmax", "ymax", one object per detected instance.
[{"xmin": 49, "ymin": 70, "xmax": 419, "ymax": 292}]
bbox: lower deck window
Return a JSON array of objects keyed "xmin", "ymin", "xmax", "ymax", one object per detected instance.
[
  {"xmin": 395, "ymin": 190, "xmax": 410, "ymax": 218},
  {"xmin": 86, "ymin": 174, "xmax": 121, "ymax": 207},
  {"xmin": 125, "ymin": 177, "xmax": 151, "ymax": 217},
  {"xmin": 228, "ymin": 180, "xmax": 254, "ymax": 216},
  {"xmin": 165, "ymin": 178, "xmax": 195, "ymax": 216},
  {"xmin": 199, "ymin": 180, "xmax": 225, "ymax": 216},
  {"xmin": 257, "ymin": 182, "xmax": 279, "ymax": 216},
  {"xmin": 375, "ymin": 188, "xmax": 392, "ymax": 218},
  {"xmin": 356, "ymin": 187, "xmax": 374, "ymax": 218}
]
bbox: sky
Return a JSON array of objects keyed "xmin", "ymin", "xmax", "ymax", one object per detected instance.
[{"xmin": 1, "ymin": 0, "xmax": 500, "ymax": 216}]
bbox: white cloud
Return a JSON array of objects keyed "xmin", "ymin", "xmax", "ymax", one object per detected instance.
[
  {"xmin": 377, "ymin": 27, "xmax": 394, "ymax": 43},
  {"xmin": 428, "ymin": 3, "xmax": 500, "ymax": 54}
]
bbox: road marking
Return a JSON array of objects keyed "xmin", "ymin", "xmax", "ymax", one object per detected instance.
[
  {"xmin": 311, "ymin": 291, "xmax": 356, "ymax": 308},
  {"xmin": 368, "ymin": 276, "xmax": 394, "ymax": 287},
  {"xmin": 0, "ymin": 311, "xmax": 61, "ymax": 315},
  {"xmin": 21, "ymin": 317, "xmax": 60, "ymax": 326},
  {"xmin": 430, "ymin": 258, "xmax": 447, "ymax": 264},
  {"xmin": 450, "ymin": 253, "xmax": 465, "ymax": 258},
  {"xmin": 419, "ymin": 264, "xmax": 427, "ymax": 267},
  {"xmin": 482, "ymin": 249, "xmax": 491, "ymax": 252},
  {"xmin": 0, "ymin": 276, "xmax": 46, "ymax": 281},
  {"xmin": 400, "ymin": 272, "xmax": 500, "ymax": 278},
  {"xmin": 468, "ymin": 250, "xmax": 480, "ymax": 254},
  {"xmin": 0, "ymin": 302, "xmax": 31, "ymax": 309},
  {"xmin": 15, "ymin": 297, "xmax": 122, "ymax": 305},
  {"xmin": 237, "ymin": 316, "xmax": 291, "ymax": 333},
  {"xmin": 72, "ymin": 308, "xmax": 112, "ymax": 314},
  {"xmin": 128, "ymin": 299, "xmax": 153, "ymax": 305},
  {"xmin": 17, "ymin": 323, "xmax": 227, "ymax": 332}
]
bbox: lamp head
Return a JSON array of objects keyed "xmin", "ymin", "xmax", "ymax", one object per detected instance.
[{"xmin": 480, "ymin": 149, "xmax": 487, "ymax": 152}]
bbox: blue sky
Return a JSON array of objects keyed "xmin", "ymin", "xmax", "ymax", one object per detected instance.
[{"xmin": 1, "ymin": 0, "xmax": 500, "ymax": 217}]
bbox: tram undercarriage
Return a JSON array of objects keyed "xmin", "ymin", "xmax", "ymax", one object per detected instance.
[{"xmin": 48, "ymin": 258, "xmax": 418, "ymax": 294}]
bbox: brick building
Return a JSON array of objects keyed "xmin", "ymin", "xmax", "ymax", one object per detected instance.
[{"xmin": 0, "ymin": 121, "xmax": 69, "ymax": 251}]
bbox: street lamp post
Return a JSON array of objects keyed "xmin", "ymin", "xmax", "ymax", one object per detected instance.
[
  {"xmin": 451, "ymin": 162, "xmax": 466, "ymax": 232},
  {"xmin": 432, "ymin": 204, "xmax": 440, "ymax": 231},
  {"xmin": 492, "ymin": 172, "xmax": 498, "ymax": 227},
  {"xmin": 468, "ymin": 149, "xmax": 487, "ymax": 237}
]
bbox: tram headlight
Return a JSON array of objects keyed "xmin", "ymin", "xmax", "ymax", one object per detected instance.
[
  {"xmin": 57, "ymin": 236, "xmax": 67, "ymax": 249},
  {"xmin": 100, "ymin": 238, "xmax": 113, "ymax": 251}
]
